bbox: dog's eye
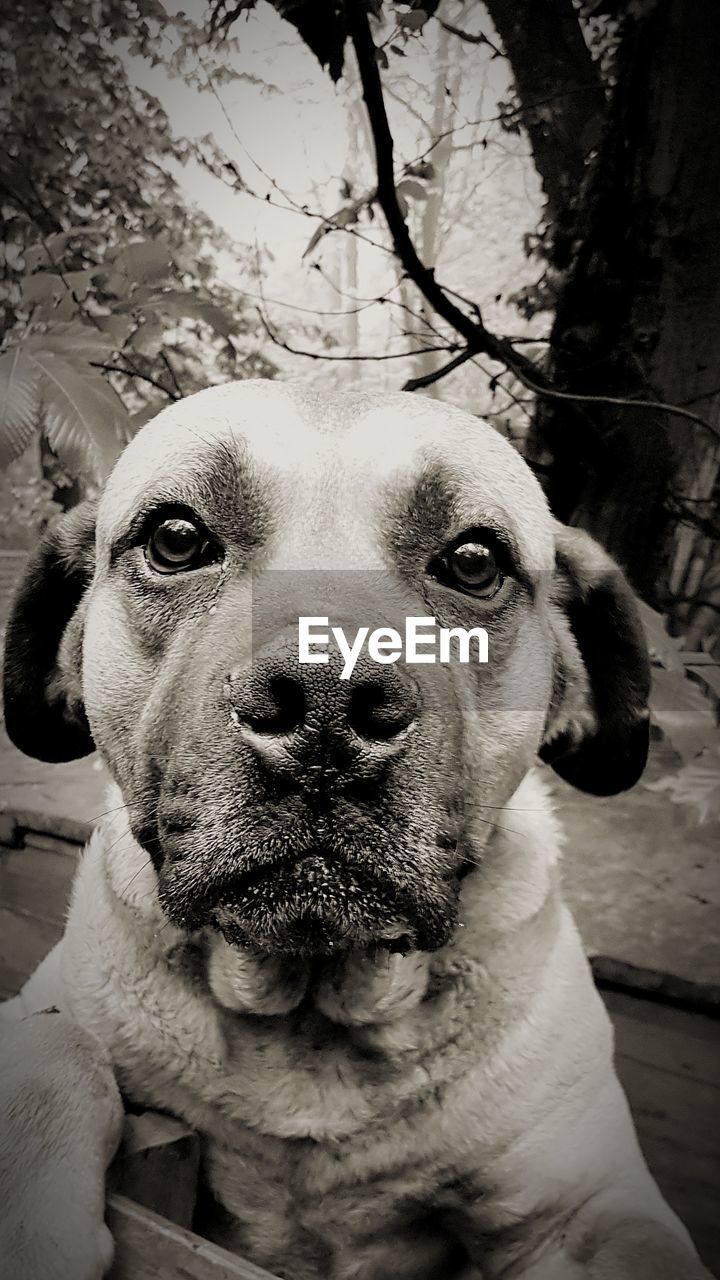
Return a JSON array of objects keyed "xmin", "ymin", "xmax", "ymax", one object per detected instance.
[
  {"xmin": 440, "ymin": 539, "xmax": 503, "ymax": 598},
  {"xmin": 146, "ymin": 518, "xmax": 210, "ymax": 574}
]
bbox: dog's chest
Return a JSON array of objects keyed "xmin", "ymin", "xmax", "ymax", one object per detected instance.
[
  {"xmin": 100, "ymin": 944, "xmax": 420, "ymax": 1133},
  {"xmin": 90, "ymin": 950, "xmax": 470, "ymax": 1276}
]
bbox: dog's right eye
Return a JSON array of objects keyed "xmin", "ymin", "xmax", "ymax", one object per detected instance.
[{"xmin": 145, "ymin": 517, "xmax": 211, "ymax": 574}]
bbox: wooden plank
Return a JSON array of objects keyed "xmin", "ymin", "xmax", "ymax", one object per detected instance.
[
  {"xmin": 0, "ymin": 906, "xmax": 61, "ymax": 995},
  {"xmin": 595, "ymin": 956, "xmax": 720, "ymax": 1013},
  {"xmin": 108, "ymin": 1111, "xmax": 200, "ymax": 1230},
  {"xmin": 0, "ymin": 844, "xmax": 76, "ymax": 927},
  {"xmin": 605, "ymin": 992, "xmax": 720, "ymax": 1275},
  {"xmin": 107, "ymin": 1195, "xmax": 282, "ymax": 1280},
  {"xmin": 608, "ymin": 992, "xmax": 720, "ymax": 1088},
  {"xmin": 605, "ymin": 987, "xmax": 720, "ymax": 1047},
  {"xmin": 23, "ymin": 830, "xmax": 83, "ymax": 856},
  {"xmin": 1, "ymin": 807, "xmax": 90, "ymax": 845}
]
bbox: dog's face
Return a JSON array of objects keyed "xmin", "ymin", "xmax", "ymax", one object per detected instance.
[{"xmin": 4, "ymin": 381, "xmax": 650, "ymax": 957}]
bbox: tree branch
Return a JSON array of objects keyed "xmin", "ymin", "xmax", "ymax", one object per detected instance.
[
  {"xmin": 257, "ymin": 308, "xmax": 455, "ymax": 363},
  {"xmin": 345, "ymin": 0, "xmax": 548, "ymax": 388},
  {"xmin": 402, "ymin": 349, "xmax": 475, "ymax": 392},
  {"xmin": 344, "ymin": 2, "xmax": 720, "ymax": 439},
  {"xmin": 438, "ymin": 18, "xmax": 504, "ymax": 57},
  {"xmin": 90, "ymin": 362, "xmax": 179, "ymax": 400}
]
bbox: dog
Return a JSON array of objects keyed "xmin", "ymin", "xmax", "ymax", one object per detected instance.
[{"xmin": 0, "ymin": 380, "xmax": 711, "ymax": 1280}]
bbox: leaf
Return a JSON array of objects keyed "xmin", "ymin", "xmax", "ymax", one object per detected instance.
[
  {"xmin": 397, "ymin": 9, "xmax": 429, "ymax": 30},
  {"xmin": 649, "ymin": 666, "xmax": 718, "ymax": 763},
  {"xmin": 269, "ymin": 0, "xmax": 348, "ymax": 81},
  {"xmin": 0, "ymin": 349, "xmax": 40, "ymax": 466},
  {"xmin": 63, "ymin": 269, "xmax": 95, "ymax": 301},
  {"xmin": 143, "ymin": 289, "xmax": 238, "ymax": 339},
  {"xmin": 686, "ymin": 663, "xmax": 720, "ymax": 700},
  {"xmin": 25, "ymin": 349, "xmax": 128, "ymax": 478},
  {"xmin": 302, "ymin": 197, "xmax": 368, "ymax": 259},
  {"xmin": 645, "ymin": 746, "xmax": 720, "ymax": 824},
  {"xmin": 23, "ymin": 226, "xmax": 104, "ymax": 273},
  {"xmin": 106, "ymin": 239, "xmax": 174, "ymax": 290},
  {"xmin": 27, "ymin": 322, "xmax": 120, "ymax": 363},
  {"xmin": 396, "ymin": 178, "xmax": 429, "ymax": 201},
  {"xmin": 131, "ymin": 319, "xmax": 165, "ymax": 357},
  {"xmin": 405, "ymin": 160, "xmax": 435, "ymax": 180},
  {"xmin": 21, "ymin": 273, "xmax": 68, "ymax": 310},
  {"xmin": 637, "ymin": 600, "xmax": 685, "ymax": 672},
  {"xmin": 94, "ymin": 313, "xmax": 136, "ymax": 347}
]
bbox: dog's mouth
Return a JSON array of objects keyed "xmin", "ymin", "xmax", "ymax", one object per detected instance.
[{"xmin": 158, "ymin": 847, "xmax": 457, "ymax": 958}]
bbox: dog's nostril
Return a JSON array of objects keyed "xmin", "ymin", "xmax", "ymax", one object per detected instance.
[
  {"xmin": 244, "ymin": 674, "xmax": 306, "ymax": 735},
  {"xmin": 347, "ymin": 681, "xmax": 416, "ymax": 741}
]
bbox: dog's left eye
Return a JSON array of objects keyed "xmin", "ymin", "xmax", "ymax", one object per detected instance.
[
  {"xmin": 145, "ymin": 517, "xmax": 211, "ymax": 574},
  {"xmin": 434, "ymin": 537, "xmax": 504, "ymax": 598}
]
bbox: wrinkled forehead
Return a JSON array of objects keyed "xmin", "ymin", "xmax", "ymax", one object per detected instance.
[{"xmin": 99, "ymin": 380, "xmax": 555, "ymax": 570}]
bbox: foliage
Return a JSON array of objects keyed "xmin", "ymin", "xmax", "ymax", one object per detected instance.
[
  {"xmin": 0, "ymin": 446, "xmax": 60, "ymax": 551},
  {"xmin": 209, "ymin": 1, "xmax": 442, "ymax": 80},
  {"xmin": 0, "ymin": 0, "xmax": 275, "ymax": 487},
  {"xmin": 640, "ymin": 602, "xmax": 720, "ymax": 824}
]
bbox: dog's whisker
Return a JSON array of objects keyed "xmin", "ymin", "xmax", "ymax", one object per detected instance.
[
  {"xmin": 118, "ymin": 857, "xmax": 156, "ymax": 897},
  {"xmin": 460, "ymin": 813, "xmax": 531, "ymax": 840},
  {"xmin": 87, "ymin": 802, "xmax": 136, "ymax": 823},
  {"xmin": 466, "ymin": 804, "xmax": 547, "ymax": 813}
]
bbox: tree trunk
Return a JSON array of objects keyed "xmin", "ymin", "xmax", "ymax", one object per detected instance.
[
  {"xmin": 482, "ymin": 0, "xmax": 605, "ymax": 265},
  {"xmin": 527, "ymin": 0, "xmax": 720, "ymax": 621}
]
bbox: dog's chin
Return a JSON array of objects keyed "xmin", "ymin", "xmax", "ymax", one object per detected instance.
[
  {"xmin": 212, "ymin": 904, "xmax": 415, "ymax": 958},
  {"xmin": 160, "ymin": 853, "xmax": 456, "ymax": 958}
]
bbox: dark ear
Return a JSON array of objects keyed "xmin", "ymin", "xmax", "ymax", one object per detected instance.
[
  {"xmin": 539, "ymin": 524, "xmax": 650, "ymax": 796},
  {"xmin": 3, "ymin": 501, "xmax": 98, "ymax": 762}
]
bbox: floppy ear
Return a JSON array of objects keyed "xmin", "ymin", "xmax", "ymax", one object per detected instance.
[
  {"xmin": 3, "ymin": 501, "xmax": 98, "ymax": 762},
  {"xmin": 539, "ymin": 524, "xmax": 650, "ymax": 796}
]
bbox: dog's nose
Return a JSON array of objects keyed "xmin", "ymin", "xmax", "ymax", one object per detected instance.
[{"xmin": 229, "ymin": 654, "xmax": 419, "ymax": 774}]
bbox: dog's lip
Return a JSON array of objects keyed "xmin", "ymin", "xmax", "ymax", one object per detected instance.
[{"xmin": 217, "ymin": 848, "xmax": 333, "ymax": 892}]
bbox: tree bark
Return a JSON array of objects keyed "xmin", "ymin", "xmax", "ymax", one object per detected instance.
[
  {"xmin": 482, "ymin": 0, "xmax": 605, "ymax": 263},
  {"xmin": 526, "ymin": 0, "xmax": 720, "ymax": 622}
]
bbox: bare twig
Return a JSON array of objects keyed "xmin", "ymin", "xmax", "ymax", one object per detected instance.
[
  {"xmin": 90, "ymin": 362, "xmax": 180, "ymax": 400},
  {"xmin": 508, "ymin": 376, "xmax": 720, "ymax": 437},
  {"xmin": 160, "ymin": 349, "xmax": 184, "ymax": 398},
  {"xmin": 240, "ymin": 285, "xmax": 395, "ymax": 319},
  {"xmin": 402, "ymin": 348, "xmax": 475, "ymax": 392},
  {"xmin": 257, "ymin": 308, "xmax": 454, "ymax": 363}
]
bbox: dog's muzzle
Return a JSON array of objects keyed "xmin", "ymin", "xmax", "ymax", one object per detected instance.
[{"xmin": 150, "ymin": 633, "xmax": 461, "ymax": 957}]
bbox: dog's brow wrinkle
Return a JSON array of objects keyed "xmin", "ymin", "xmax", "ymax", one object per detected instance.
[{"xmin": 105, "ymin": 435, "xmax": 271, "ymax": 564}]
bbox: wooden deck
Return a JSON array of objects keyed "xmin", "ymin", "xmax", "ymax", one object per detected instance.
[
  {"xmin": 1, "ymin": 816, "xmax": 718, "ymax": 1276},
  {"xmin": 605, "ymin": 988, "xmax": 719, "ymax": 1273}
]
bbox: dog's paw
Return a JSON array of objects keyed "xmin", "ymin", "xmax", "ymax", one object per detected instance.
[{"xmin": 0, "ymin": 1209, "xmax": 115, "ymax": 1280}]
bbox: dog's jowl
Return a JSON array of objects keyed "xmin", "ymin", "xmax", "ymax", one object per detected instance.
[{"xmin": 0, "ymin": 381, "xmax": 710, "ymax": 1280}]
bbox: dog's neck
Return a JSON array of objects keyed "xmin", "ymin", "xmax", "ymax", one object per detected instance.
[{"xmin": 97, "ymin": 770, "xmax": 564, "ymax": 1031}]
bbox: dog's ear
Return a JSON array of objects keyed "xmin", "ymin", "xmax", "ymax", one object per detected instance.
[
  {"xmin": 539, "ymin": 524, "xmax": 650, "ymax": 796},
  {"xmin": 3, "ymin": 501, "xmax": 98, "ymax": 762}
]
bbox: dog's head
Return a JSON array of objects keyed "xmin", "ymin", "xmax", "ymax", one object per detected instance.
[{"xmin": 3, "ymin": 382, "xmax": 649, "ymax": 957}]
